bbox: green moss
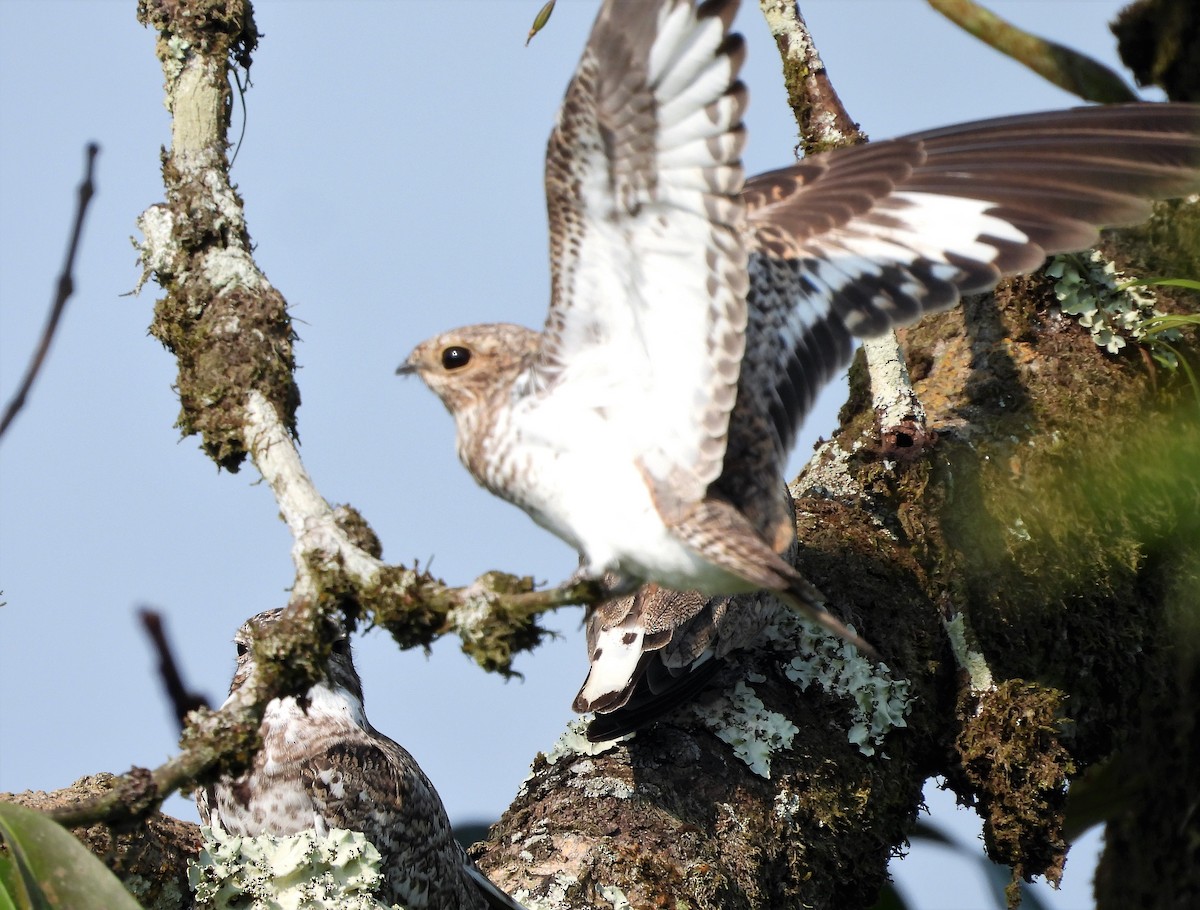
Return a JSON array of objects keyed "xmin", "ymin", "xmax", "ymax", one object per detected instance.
[
  {"xmin": 360, "ymin": 566, "xmax": 548, "ymax": 678},
  {"xmin": 150, "ymin": 281, "xmax": 299, "ymax": 472},
  {"xmin": 955, "ymin": 680, "xmax": 1073, "ymax": 885}
]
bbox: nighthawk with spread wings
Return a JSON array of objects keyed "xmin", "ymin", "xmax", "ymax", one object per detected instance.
[
  {"xmin": 399, "ymin": 0, "xmax": 1200, "ymax": 720},
  {"xmin": 198, "ymin": 610, "xmax": 524, "ymax": 910}
]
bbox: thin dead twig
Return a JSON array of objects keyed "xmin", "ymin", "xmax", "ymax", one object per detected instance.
[{"xmin": 0, "ymin": 143, "xmax": 100, "ymax": 440}]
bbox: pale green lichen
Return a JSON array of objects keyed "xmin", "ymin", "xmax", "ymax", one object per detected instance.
[
  {"xmin": 768, "ymin": 613, "xmax": 912, "ymax": 758},
  {"xmin": 944, "ymin": 613, "xmax": 994, "ymax": 695},
  {"xmin": 692, "ymin": 679, "xmax": 799, "ymax": 778},
  {"xmin": 541, "ymin": 717, "xmax": 625, "ymax": 765},
  {"xmin": 773, "ymin": 788, "xmax": 803, "ymax": 822},
  {"xmin": 1046, "ymin": 251, "xmax": 1180, "ymax": 364},
  {"xmin": 518, "ymin": 717, "xmax": 627, "ymax": 797},
  {"xmin": 188, "ymin": 825, "xmax": 398, "ymax": 910}
]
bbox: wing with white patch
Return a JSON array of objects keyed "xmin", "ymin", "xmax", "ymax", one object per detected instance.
[
  {"xmin": 537, "ymin": 0, "xmax": 749, "ymax": 508},
  {"xmin": 721, "ymin": 103, "xmax": 1200, "ymax": 518}
]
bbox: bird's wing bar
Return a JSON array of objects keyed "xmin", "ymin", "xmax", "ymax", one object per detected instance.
[
  {"xmin": 748, "ymin": 103, "xmax": 1200, "ymax": 335},
  {"xmin": 536, "ymin": 0, "xmax": 749, "ymax": 507},
  {"xmin": 726, "ymin": 103, "xmax": 1200, "ymax": 495}
]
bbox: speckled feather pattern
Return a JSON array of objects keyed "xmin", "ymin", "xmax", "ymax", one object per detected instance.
[
  {"xmin": 199, "ymin": 610, "xmax": 523, "ymax": 910},
  {"xmin": 398, "ymin": 0, "xmax": 1200, "ymax": 727}
]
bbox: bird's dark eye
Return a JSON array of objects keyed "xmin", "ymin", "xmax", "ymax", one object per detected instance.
[
  {"xmin": 331, "ymin": 637, "xmax": 350, "ymax": 656},
  {"xmin": 236, "ymin": 641, "xmax": 249, "ymax": 657},
  {"xmin": 441, "ymin": 346, "xmax": 472, "ymax": 370}
]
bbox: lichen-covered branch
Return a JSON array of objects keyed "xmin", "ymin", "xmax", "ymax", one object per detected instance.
[
  {"xmin": 480, "ymin": 592, "xmax": 929, "ymax": 909},
  {"xmin": 757, "ymin": 0, "xmax": 865, "ymax": 155},
  {"xmin": 759, "ymin": 3, "xmax": 931, "ymax": 457},
  {"xmin": 131, "ymin": 0, "xmax": 583, "ymax": 677}
]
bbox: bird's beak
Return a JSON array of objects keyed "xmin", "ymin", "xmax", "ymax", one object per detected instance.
[{"xmin": 395, "ymin": 359, "xmax": 417, "ymax": 377}]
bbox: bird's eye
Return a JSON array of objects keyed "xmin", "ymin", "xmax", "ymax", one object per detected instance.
[
  {"xmin": 331, "ymin": 638, "xmax": 350, "ymax": 656},
  {"xmin": 441, "ymin": 346, "xmax": 472, "ymax": 370},
  {"xmin": 236, "ymin": 641, "xmax": 249, "ymax": 657}
]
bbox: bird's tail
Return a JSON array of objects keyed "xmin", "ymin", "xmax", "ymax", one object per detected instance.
[
  {"xmin": 672, "ymin": 496, "xmax": 880, "ymax": 658},
  {"xmin": 779, "ymin": 572, "xmax": 878, "ymax": 660}
]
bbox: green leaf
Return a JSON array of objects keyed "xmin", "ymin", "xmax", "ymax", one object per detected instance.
[
  {"xmin": 0, "ymin": 865, "xmax": 22, "ymax": 910},
  {"xmin": 0, "ymin": 802, "xmax": 142, "ymax": 910},
  {"xmin": 1117, "ymin": 277, "xmax": 1200, "ymax": 292}
]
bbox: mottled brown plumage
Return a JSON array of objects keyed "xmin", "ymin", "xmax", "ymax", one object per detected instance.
[
  {"xmin": 398, "ymin": 0, "xmax": 1200, "ymax": 720},
  {"xmin": 198, "ymin": 609, "xmax": 523, "ymax": 910}
]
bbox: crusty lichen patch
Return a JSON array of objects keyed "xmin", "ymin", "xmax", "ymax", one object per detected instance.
[{"xmin": 692, "ymin": 679, "xmax": 800, "ymax": 778}]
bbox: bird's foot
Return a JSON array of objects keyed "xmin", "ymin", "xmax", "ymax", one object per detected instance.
[{"xmin": 562, "ymin": 567, "xmax": 638, "ymax": 604}]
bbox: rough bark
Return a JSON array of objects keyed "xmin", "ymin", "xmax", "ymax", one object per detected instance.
[
  {"xmin": 3, "ymin": 777, "xmax": 201, "ymax": 910},
  {"xmin": 3, "ymin": 1, "xmax": 1198, "ymax": 909}
]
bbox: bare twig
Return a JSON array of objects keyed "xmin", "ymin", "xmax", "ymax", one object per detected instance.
[
  {"xmin": 928, "ymin": 0, "xmax": 1138, "ymax": 103},
  {"xmin": 0, "ymin": 143, "xmax": 99, "ymax": 441},
  {"xmin": 139, "ymin": 608, "xmax": 211, "ymax": 729}
]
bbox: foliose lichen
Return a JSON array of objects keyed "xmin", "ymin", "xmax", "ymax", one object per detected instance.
[
  {"xmin": 1046, "ymin": 250, "xmax": 1181, "ymax": 363},
  {"xmin": 691, "ymin": 679, "xmax": 800, "ymax": 778},
  {"xmin": 188, "ymin": 825, "xmax": 397, "ymax": 910},
  {"xmin": 767, "ymin": 613, "xmax": 912, "ymax": 758}
]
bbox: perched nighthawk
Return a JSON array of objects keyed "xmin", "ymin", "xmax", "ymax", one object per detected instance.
[
  {"xmin": 398, "ymin": 0, "xmax": 1200, "ymax": 704},
  {"xmin": 198, "ymin": 609, "xmax": 524, "ymax": 910}
]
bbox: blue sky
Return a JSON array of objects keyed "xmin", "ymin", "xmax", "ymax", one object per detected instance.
[{"xmin": 1, "ymin": 2, "xmax": 1143, "ymax": 907}]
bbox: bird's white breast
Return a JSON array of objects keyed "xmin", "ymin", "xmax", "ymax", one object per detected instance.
[{"xmin": 485, "ymin": 387, "xmax": 748, "ymax": 591}]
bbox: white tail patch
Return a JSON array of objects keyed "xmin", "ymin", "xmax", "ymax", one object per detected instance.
[{"xmin": 574, "ymin": 624, "xmax": 650, "ymax": 712}]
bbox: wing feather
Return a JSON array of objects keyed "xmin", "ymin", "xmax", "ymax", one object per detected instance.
[
  {"xmin": 538, "ymin": 0, "xmax": 748, "ymax": 507},
  {"xmin": 717, "ymin": 103, "xmax": 1200, "ymax": 529}
]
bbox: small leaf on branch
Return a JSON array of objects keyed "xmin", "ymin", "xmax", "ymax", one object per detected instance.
[{"xmin": 526, "ymin": 0, "xmax": 556, "ymax": 46}]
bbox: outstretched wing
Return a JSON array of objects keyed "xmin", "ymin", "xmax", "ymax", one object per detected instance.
[
  {"xmin": 536, "ymin": 0, "xmax": 749, "ymax": 509},
  {"xmin": 719, "ymin": 103, "xmax": 1200, "ymax": 535}
]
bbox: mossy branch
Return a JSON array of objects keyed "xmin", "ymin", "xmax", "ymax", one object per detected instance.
[
  {"xmin": 43, "ymin": 597, "xmax": 334, "ymax": 828},
  {"xmin": 757, "ymin": 0, "xmax": 865, "ymax": 156},
  {"xmin": 928, "ymin": 0, "xmax": 1138, "ymax": 103}
]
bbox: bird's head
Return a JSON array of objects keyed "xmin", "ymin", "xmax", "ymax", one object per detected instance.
[
  {"xmin": 228, "ymin": 608, "xmax": 363, "ymax": 706},
  {"xmin": 397, "ymin": 323, "xmax": 542, "ymax": 416}
]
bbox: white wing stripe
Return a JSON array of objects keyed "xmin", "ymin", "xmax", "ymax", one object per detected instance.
[
  {"xmin": 647, "ymin": 1, "xmax": 695, "ymax": 83},
  {"xmin": 657, "ymin": 60, "xmax": 736, "ymax": 129},
  {"xmin": 649, "ymin": 8, "xmax": 727, "ymax": 100},
  {"xmin": 886, "ymin": 191, "xmax": 1031, "ymax": 253},
  {"xmin": 658, "ymin": 90, "xmax": 741, "ymax": 152}
]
